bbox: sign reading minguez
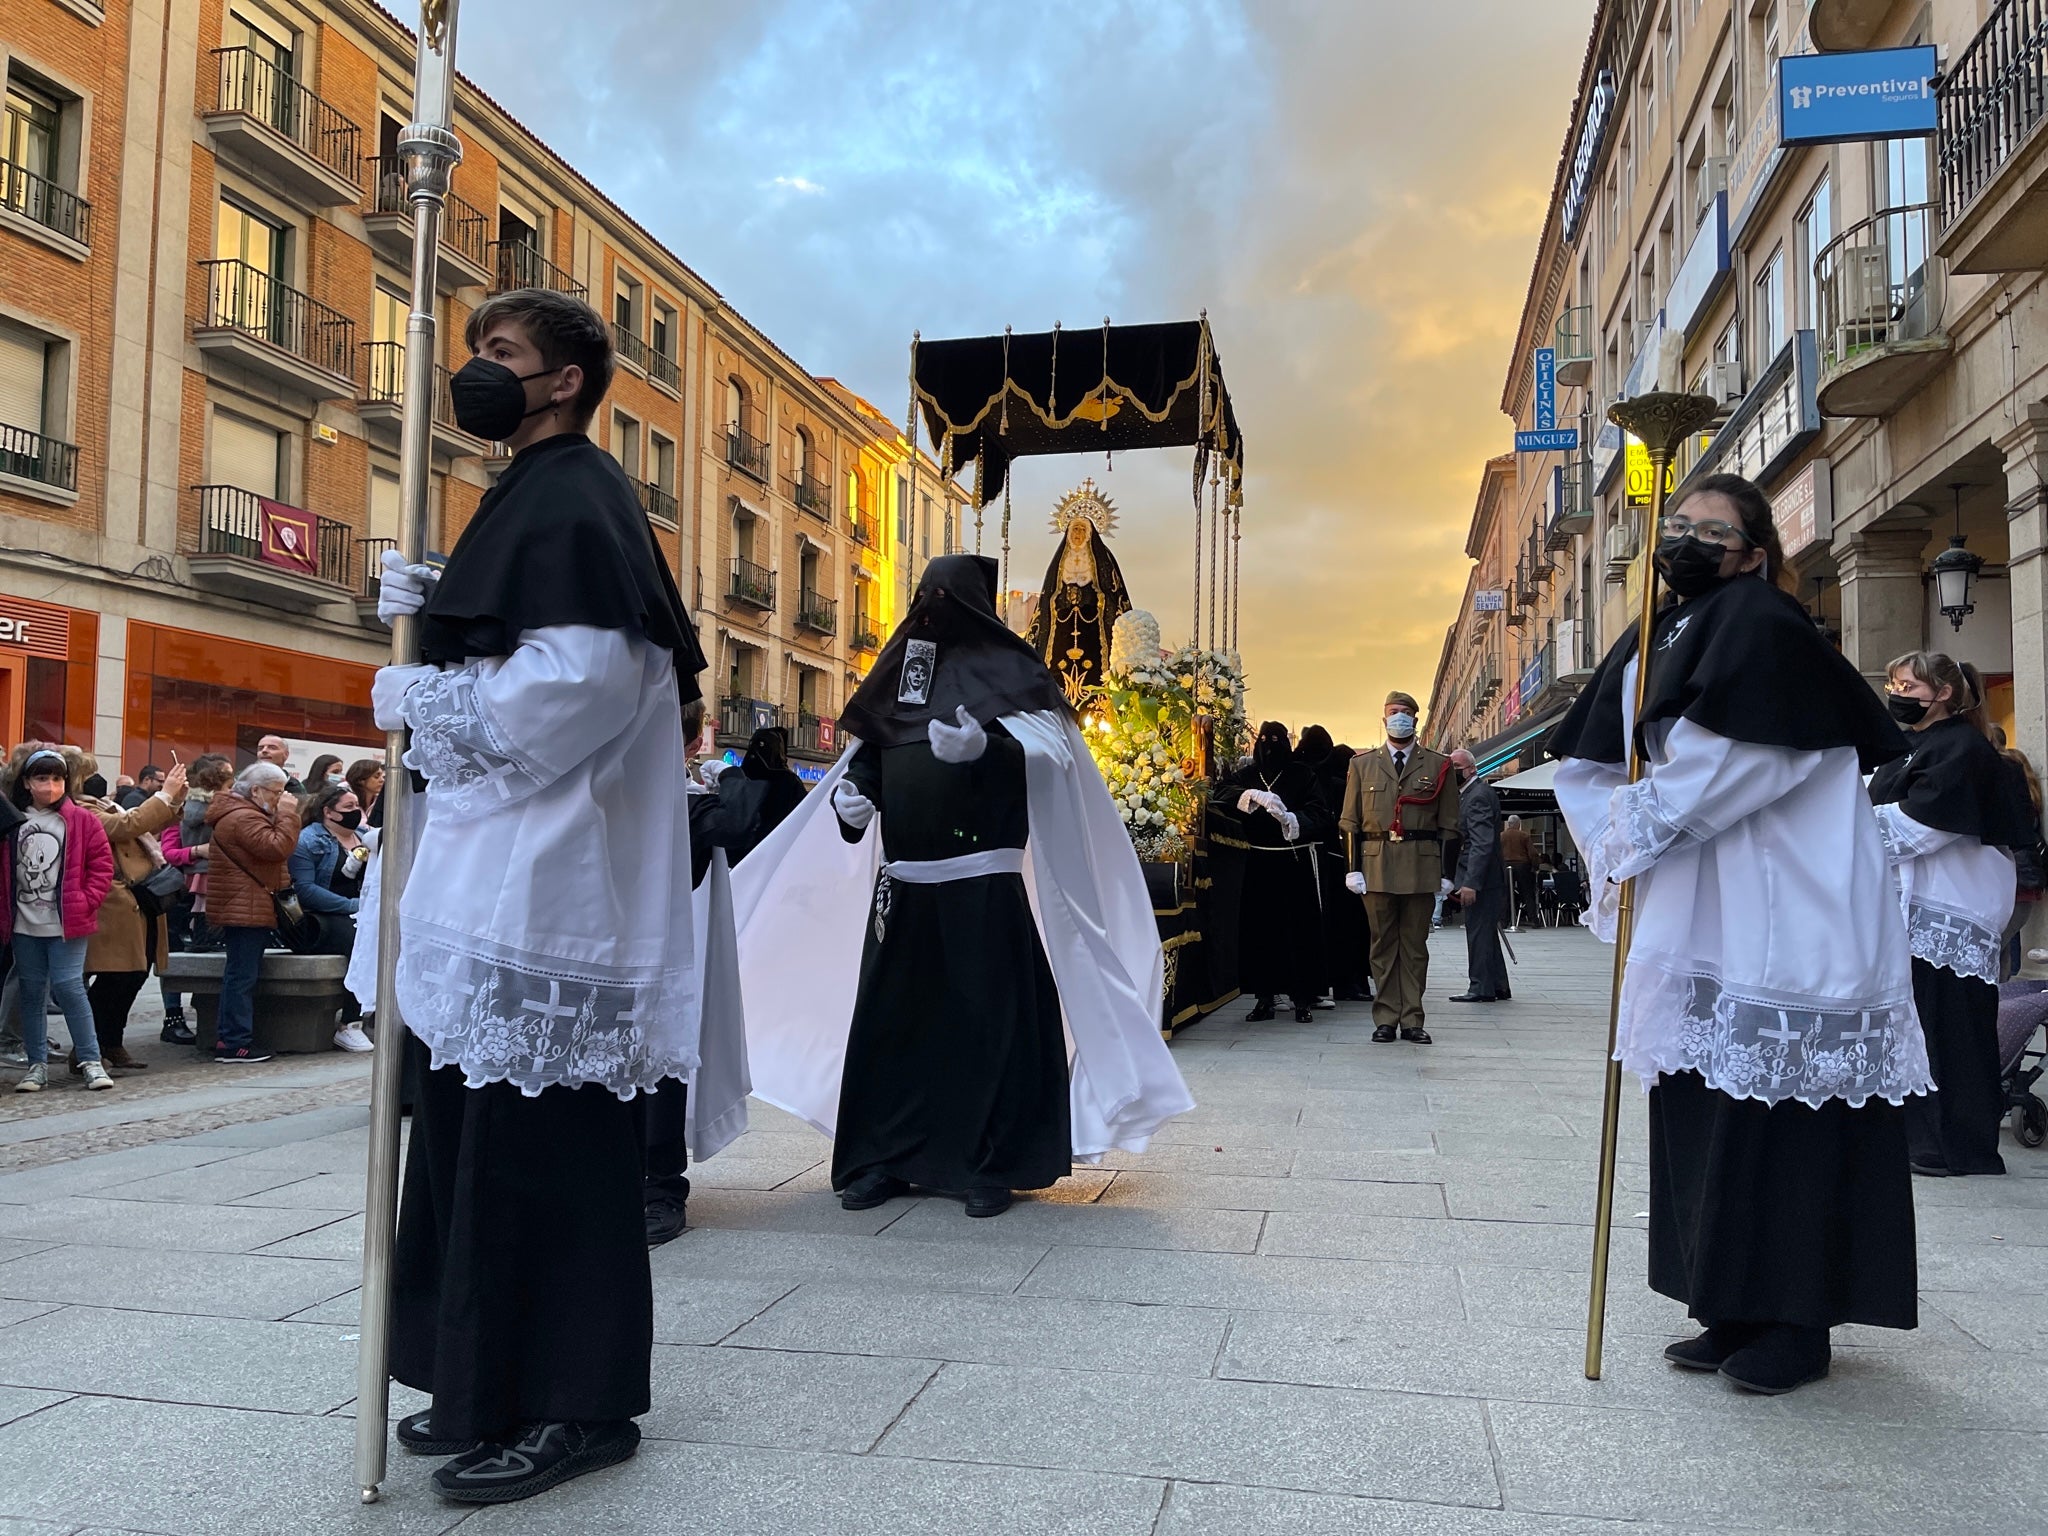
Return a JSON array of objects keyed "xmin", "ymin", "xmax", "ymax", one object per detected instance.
[
  {"xmin": 1780, "ymin": 46, "xmax": 1935, "ymax": 146},
  {"xmin": 1534, "ymin": 348, "xmax": 1556, "ymax": 431},
  {"xmin": 1516, "ymin": 428, "xmax": 1579, "ymax": 453}
]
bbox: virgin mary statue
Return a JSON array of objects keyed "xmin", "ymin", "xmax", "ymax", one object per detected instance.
[{"xmin": 1026, "ymin": 478, "xmax": 1132, "ymax": 703}]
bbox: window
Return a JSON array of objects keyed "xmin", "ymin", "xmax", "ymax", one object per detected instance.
[
  {"xmin": 210, "ymin": 409, "xmax": 282, "ymax": 497},
  {"xmin": 1879, "ymin": 135, "xmax": 1932, "ymax": 279},
  {"xmin": 1715, "ymin": 314, "xmax": 1742, "ymax": 371},
  {"xmin": 725, "ymin": 378, "xmax": 745, "ymax": 432},
  {"xmin": 650, "ymin": 431, "xmax": 676, "ymax": 495},
  {"xmin": 651, "ymin": 301, "xmax": 675, "ymax": 362},
  {"xmin": 732, "ymin": 505, "xmax": 757, "ymax": 564},
  {"xmin": 216, "ymin": 196, "xmax": 283, "ymax": 273},
  {"xmin": 796, "ymin": 665, "xmax": 820, "ymax": 718},
  {"xmin": 613, "ymin": 269, "xmax": 640, "ymax": 336},
  {"xmin": 1796, "ymin": 175, "xmax": 1831, "ymax": 328},
  {"xmin": 1753, "ymin": 245, "xmax": 1785, "ymax": 361},
  {"xmin": 226, "ymin": 8, "xmax": 294, "ymax": 75},
  {"xmin": 0, "ymin": 321, "xmax": 51, "ymax": 437},
  {"xmin": 798, "ymin": 543, "xmax": 820, "ymax": 597},
  {"xmin": 793, "ymin": 425, "xmax": 812, "ymax": 488},
  {"xmin": 0, "ymin": 319, "xmax": 72, "ymax": 489},
  {"xmin": 895, "ymin": 473, "xmax": 909, "ymax": 547},
  {"xmin": 2, "ymin": 78, "xmax": 59, "ymax": 185},
  {"xmin": 921, "ymin": 492, "xmax": 933, "ymax": 559},
  {"xmin": 1604, "ymin": 169, "xmax": 1620, "ymax": 247},
  {"xmin": 369, "ymin": 467, "xmax": 400, "ymax": 542},
  {"xmin": 611, "ymin": 410, "xmax": 640, "ymax": 478}
]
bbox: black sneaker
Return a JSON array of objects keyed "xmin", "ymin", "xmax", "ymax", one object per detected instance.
[
  {"xmin": 431, "ymin": 1420, "xmax": 640, "ymax": 1505},
  {"xmin": 839, "ymin": 1172, "xmax": 908, "ymax": 1211},
  {"xmin": 397, "ymin": 1410, "xmax": 479, "ymax": 1457},
  {"xmin": 212, "ymin": 1045, "xmax": 273, "ymax": 1064},
  {"xmin": 644, "ymin": 1176, "xmax": 690, "ymax": 1246}
]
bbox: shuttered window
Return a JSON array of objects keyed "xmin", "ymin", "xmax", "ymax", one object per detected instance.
[
  {"xmin": 210, "ymin": 410, "xmax": 281, "ymax": 497},
  {"xmin": 0, "ymin": 322, "xmax": 48, "ymax": 436},
  {"xmin": 369, "ymin": 468, "xmax": 400, "ymax": 541}
]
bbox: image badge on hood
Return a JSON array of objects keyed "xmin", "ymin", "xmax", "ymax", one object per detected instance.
[{"xmin": 898, "ymin": 639, "xmax": 937, "ymax": 705}]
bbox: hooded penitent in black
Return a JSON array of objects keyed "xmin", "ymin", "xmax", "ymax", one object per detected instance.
[
  {"xmin": 1297, "ymin": 725, "xmax": 1370, "ymax": 999},
  {"xmin": 1548, "ymin": 574, "xmax": 1905, "ymax": 774},
  {"xmin": 839, "ymin": 555, "xmax": 1068, "ymax": 747},
  {"xmin": 418, "ymin": 432, "xmax": 704, "ymax": 692},
  {"xmin": 1214, "ymin": 723, "xmax": 1332, "ymax": 1010}
]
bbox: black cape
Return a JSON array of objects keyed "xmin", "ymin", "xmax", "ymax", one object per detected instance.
[
  {"xmin": 1867, "ymin": 716, "xmax": 2041, "ymax": 849},
  {"xmin": 1548, "ymin": 574, "xmax": 1906, "ymax": 774},
  {"xmin": 418, "ymin": 432, "xmax": 705, "ymax": 695},
  {"xmin": 840, "ymin": 554, "xmax": 1068, "ymax": 747}
]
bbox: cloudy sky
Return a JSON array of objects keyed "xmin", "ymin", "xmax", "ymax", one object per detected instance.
[{"xmin": 464, "ymin": 0, "xmax": 1590, "ymax": 746}]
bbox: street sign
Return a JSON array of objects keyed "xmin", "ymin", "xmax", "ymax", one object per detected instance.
[
  {"xmin": 1534, "ymin": 347, "xmax": 1556, "ymax": 431},
  {"xmin": 1516, "ymin": 428, "xmax": 1579, "ymax": 454},
  {"xmin": 1780, "ymin": 46, "xmax": 1936, "ymax": 146}
]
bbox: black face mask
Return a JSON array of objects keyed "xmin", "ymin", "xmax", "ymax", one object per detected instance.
[
  {"xmin": 448, "ymin": 356, "xmax": 563, "ymax": 441},
  {"xmin": 335, "ymin": 809, "xmax": 364, "ymax": 831},
  {"xmin": 1654, "ymin": 534, "xmax": 1730, "ymax": 599},
  {"xmin": 1887, "ymin": 694, "xmax": 1932, "ymax": 727}
]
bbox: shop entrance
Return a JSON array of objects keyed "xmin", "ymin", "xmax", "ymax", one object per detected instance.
[{"xmin": 0, "ymin": 650, "xmax": 26, "ymax": 747}]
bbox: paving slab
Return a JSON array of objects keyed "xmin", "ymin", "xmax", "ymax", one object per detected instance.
[
  {"xmin": 649, "ymin": 1227, "xmax": 1049, "ymax": 1295},
  {"xmin": 880, "ymin": 1197, "xmax": 1264, "ymax": 1253},
  {"xmin": 1156, "ymin": 1481, "xmax": 1774, "ymax": 1535},
  {"xmin": 0, "ymin": 1196, "xmax": 345, "ymax": 1255},
  {"xmin": 0, "ymin": 1242, "xmax": 356, "ymax": 1321},
  {"xmin": 880, "ymin": 1360, "xmax": 1501, "ymax": 1506},
  {"xmin": 643, "ymin": 1342, "xmax": 935, "ymax": 1452},
  {"xmin": 1259, "ymin": 1210, "xmax": 1644, "ymax": 1270},
  {"xmin": 1019, "ymin": 1243, "xmax": 1465, "ymax": 1318},
  {"xmin": 1095, "ymin": 1170, "xmax": 1447, "ymax": 1218},
  {"xmin": 0, "ymin": 1390, "xmax": 66, "ymax": 1431},
  {"xmin": 0, "ymin": 1146, "xmax": 241, "ymax": 1204}
]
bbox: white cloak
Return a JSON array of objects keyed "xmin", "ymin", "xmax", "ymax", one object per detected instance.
[
  {"xmin": 1555, "ymin": 659, "xmax": 1930, "ymax": 1108},
  {"xmin": 730, "ymin": 709, "xmax": 1194, "ymax": 1159},
  {"xmin": 389, "ymin": 624, "xmax": 701, "ymax": 1100},
  {"xmin": 1873, "ymin": 802, "xmax": 2016, "ymax": 985}
]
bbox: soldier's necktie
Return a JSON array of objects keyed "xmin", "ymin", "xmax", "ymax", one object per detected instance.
[{"xmin": 1394, "ymin": 750, "xmax": 1407, "ymax": 777}]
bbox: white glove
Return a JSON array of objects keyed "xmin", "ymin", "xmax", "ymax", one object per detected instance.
[
  {"xmin": 832, "ymin": 779, "xmax": 876, "ymax": 831},
  {"xmin": 1345, "ymin": 871, "xmax": 1367, "ymax": 896},
  {"xmin": 372, "ymin": 664, "xmax": 435, "ymax": 730},
  {"xmin": 1439, "ymin": 878, "xmax": 1454, "ymax": 896},
  {"xmin": 928, "ymin": 705, "xmax": 988, "ymax": 764},
  {"xmin": 376, "ymin": 548, "xmax": 440, "ymax": 623},
  {"xmin": 1237, "ymin": 789, "xmax": 1263, "ymax": 814},
  {"xmin": 698, "ymin": 759, "xmax": 731, "ymax": 787},
  {"xmin": 1279, "ymin": 812, "xmax": 1300, "ymax": 842}
]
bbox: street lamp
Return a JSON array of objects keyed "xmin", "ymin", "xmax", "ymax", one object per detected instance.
[{"xmin": 1931, "ymin": 482, "xmax": 1983, "ymax": 633}]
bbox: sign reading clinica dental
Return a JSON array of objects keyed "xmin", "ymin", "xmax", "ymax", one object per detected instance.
[{"xmin": 1779, "ymin": 46, "xmax": 1936, "ymax": 146}]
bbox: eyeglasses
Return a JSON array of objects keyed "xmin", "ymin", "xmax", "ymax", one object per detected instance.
[{"xmin": 1661, "ymin": 513, "xmax": 1751, "ymax": 547}]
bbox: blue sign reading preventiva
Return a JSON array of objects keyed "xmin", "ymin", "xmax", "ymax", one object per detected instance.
[{"xmin": 1779, "ymin": 46, "xmax": 1936, "ymax": 146}]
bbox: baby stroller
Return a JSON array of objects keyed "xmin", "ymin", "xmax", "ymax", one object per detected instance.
[{"xmin": 1995, "ymin": 979, "xmax": 2048, "ymax": 1148}]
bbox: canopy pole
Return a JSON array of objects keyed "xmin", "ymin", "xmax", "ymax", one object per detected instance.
[
  {"xmin": 904, "ymin": 333, "xmax": 921, "ymax": 588},
  {"xmin": 1000, "ymin": 475, "xmax": 1013, "ymax": 600},
  {"xmin": 1207, "ymin": 454, "xmax": 1220, "ymax": 655},
  {"xmin": 1193, "ymin": 312, "xmax": 1209, "ymax": 656},
  {"xmin": 971, "ymin": 444, "xmax": 985, "ymax": 560},
  {"xmin": 357, "ymin": 0, "xmax": 460, "ymax": 1505}
]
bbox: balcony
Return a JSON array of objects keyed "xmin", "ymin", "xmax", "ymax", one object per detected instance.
[
  {"xmin": 355, "ymin": 536, "xmax": 396, "ymax": 626},
  {"xmin": 852, "ymin": 621, "xmax": 881, "ymax": 655},
  {"xmin": 1546, "ymin": 459, "xmax": 1594, "ymax": 550},
  {"xmin": 187, "ymin": 485, "xmax": 352, "ymax": 610},
  {"xmin": 1605, "ymin": 513, "xmax": 1640, "ymax": 583},
  {"xmin": 1555, "ymin": 617, "xmax": 1597, "ymax": 682},
  {"xmin": 1553, "ymin": 304, "xmax": 1594, "ymax": 389},
  {"xmin": 357, "ymin": 342, "xmax": 489, "ymax": 460},
  {"xmin": 1815, "ymin": 203, "xmax": 1951, "ymax": 418},
  {"xmin": 635, "ymin": 477, "xmax": 679, "ymax": 530},
  {"xmin": 1938, "ymin": 0, "xmax": 2048, "ymax": 273},
  {"xmin": 193, "ymin": 259, "xmax": 355, "ymax": 400},
  {"xmin": 791, "ymin": 712, "xmax": 837, "ymax": 757},
  {"xmin": 488, "ymin": 240, "xmax": 586, "ymax": 299},
  {"xmin": 202, "ymin": 47, "xmax": 360, "ymax": 205},
  {"xmin": 848, "ymin": 505, "xmax": 877, "ymax": 546},
  {"xmin": 0, "ymin": 159, "xmax": 91, "ymax": 254},
  {"xmin": 795, "ymin": 588, "xmax": 837, "ymax": 635},
  {"xmin": 728, "ymin": 556, "xmax": 776, "ymax": 610},
  {"xmin": 725, "ymin": 426, "xmax": 769, "ymax": 482},
  {"xmin": 0, "ymin": 423, "xmax": 80, "ymax": 502},
  {"xmin": 717, "ymin": 695, "xmax": 791, "ymax": 746},
  {"xmin": 1808, "ymin": 0, "xmax": 1896, "ymax": 53},
  {"xmin": 792, "ymin": 475, "xmax": 828, "ymax": 518},
  {"xmin": 361, "ymin": 158, "xmax": 490, "ymax": 290},
  {"xmin": 612, "ymin": 323, "xmax": 650, "ymax": 378}
]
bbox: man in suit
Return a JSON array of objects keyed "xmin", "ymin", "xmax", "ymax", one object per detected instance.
[
  {"xmin": 1447, "ymin": 749, "xmax": 1510, "ymax": 1003},
  {"xmin": 1341, "ymin": 692, "xmax": 1460, "ymax": 1043}
]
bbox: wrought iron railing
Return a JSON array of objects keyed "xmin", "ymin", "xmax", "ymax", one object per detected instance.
[
  {"xmin": 612, "ymin": 323, "xmax": 652, "ymax": 375},
  {"xmin": 1815, "ymin": 202, "xmax": 1945, "ymax": 377},
  {"xmin": 852, "ymin": 622, "xmax": 881, "ymax": 653},
  {"xmin": 718, "ymin": 696, "xmax": 791, "ymax": 741},
  {"xmin": 360, "ymin": 342, "xmax": 466, "ymax": 434},
  {"xmin": 792, "ymin": 712, "xmax": 834, "ymax": 754},
  {"xmin": 191, "ymin": 484, "xmax": 351, "ymax": 586},
  {"xmin": 364, "ymin": 156, "xmax": 489, "ymax": 269},
  {"xmin": 210, "ymin": 47, "xmax": 360, "ymax": 185},
  {"xmin": 647, "ymin": 347, "xmax": 680, "ymax": 392},
  {"xmin": 488, "ymin": 239, "xmax": 586, "ymax": 298},
  {"xmin": 0, "ymin": 158, "xmax": 90, "ymax": 245},
  {"xmin": 0, "ymin": 422, "xmax": 79, "ymax": 492},
  {"xmin": 796, "ymin": 588, "xmax": 837, "ymax": 633},
  {"xmin": 635, "ymin": 477, "xmax": 679, "ymax": 527},
  {"xmin": 1938, "ymin": 0, "xmax": 2048, "ymax": 228},
  {"xmin": 357, "ymin": 536, "xmax": 396, "ymax": 597},
  {"xmin": 1553, "ymin": 303, "xmax": 1594, "ymax": 380},
  {"xmin": 792, "ymin": 476, "xmax": 828, "ymax": 516},
  {"xmin": 197, "ymin": 258, "xmax": 355, "ymax": 378},
  {"xmin": 725, "ymin": 426, "xmax": 769, "ymax": 481},
  {"xmin": 848, "ymin": 504, "xmax": 877, "ymax": 545},
  {"xmin": 729, "ymin": 556, "xmax": 776, "ymax": 608}
]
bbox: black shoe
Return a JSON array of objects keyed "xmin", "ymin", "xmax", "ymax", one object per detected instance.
[
  {"xmin": 1400, "ymin": 1026, "xmax": 1433, "ymax": 1044},
  {"xmin": 1293, "ymin": 1006, "xmax": 1316, "ymax": 1023},
  {"xmin": 964, "ymin": 1187, "xmax": 1013, "ymax": 1218},
  {"xmin": 432, "ymin": 1420, "xmax": 640, "ymax": 1505},
  {"xmin": 1719, "ymin": 1324, "xmax": 1830, "ymax": 1396},
  {"xmin": 160, "ymin": 1011, "xmax": 195, "ymax": 1046},
  {"xmin": 1663, "ymin": 1321, "xmax": 1763, "ymax": 1372},
  {"xmin": 839, "ymin": 1172, "xmax": 909, "ymax": 1211},
  {"xmin": 1245, "ymin": 998, "xmax": 1276, "ymax": 1022},
  {"xmin": 1447, "ymin": 993, "xmax": 1499, "ymax": 1003},
  {"xmin": 1371, "ymin": 1024, "xmax": 1397, "ymax": 1043},
  {"xmin": 397, "ymin": 1410, "xmax": 479, "ymax": 1457},
  {"xmin": 1910, "ymin": 1158, "xmax": 1952, "ymax": 1178},
  {"xmin": 644, "ymin": 1176, "xmax": 690, "ymax": 1247}
]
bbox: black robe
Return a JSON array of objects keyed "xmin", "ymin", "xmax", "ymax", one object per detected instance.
[
  {"xmin": 831, "ymin": 725, "xmax": 1070, "ymax": 1193},
  {"xmin": 1212, "ymin": 758, "xmax": 1332, "ymax": 1004},
  {"xmin": 1298, "ymin": 738, "xmax": 1369, "ymax": 997}
]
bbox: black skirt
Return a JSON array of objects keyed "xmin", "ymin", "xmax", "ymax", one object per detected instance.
[
  {"xmin": 391, "ymin": 1040, "xmax": 652, "ymax": 1440},
  {"xmin": 1905, "ymin": 957, "xmax": 2007, "ymax": 1175},
  {"xmin": 1237, "ymin": 845, "xmax": 1322, "ymax": 1001},
  {"xmin": 832, "ymin": 871, "xmax": 1070, "ymax": 1194},
  {"xmin": 1647, "ymin": 1070, "xmax": 1917, "ymax": 1332}
]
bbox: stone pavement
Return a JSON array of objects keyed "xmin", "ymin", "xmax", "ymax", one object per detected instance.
[{"xmin": 0, "ymin": 927, "xmax": 2045, "ymax": 1534}]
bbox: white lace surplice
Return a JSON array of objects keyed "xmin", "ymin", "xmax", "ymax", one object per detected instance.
[
  {"xmin": 1554, "ymin": 660, "xmax": 1929, "ymax": 1108},
  {"xmin": 394, "ymin": 624, "xmax": 699, "ymax": 1099},
  {"xmin": 1873, "ymin": 803, "xmax": 2015, "ymax": 985}
]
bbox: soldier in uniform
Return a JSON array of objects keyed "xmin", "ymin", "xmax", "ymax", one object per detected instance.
[{"xmin": 1342, "ymin": 691, "xmax": 1461, "ymax": 1043}]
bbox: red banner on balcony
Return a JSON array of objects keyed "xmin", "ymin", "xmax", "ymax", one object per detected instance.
[
  {"xmin": 259, "ymin": 499, "xmax": 318, "ymax": 575},
  {"xmin": 816, "ymin": 718, "xmax": 836, "ymax": 752}
]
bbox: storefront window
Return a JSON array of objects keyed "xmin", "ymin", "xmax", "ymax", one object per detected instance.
[
  {"xmin": 123, "ymin": 621, "xmax": 377, "ymax": 771},
  {"xmin": 23, "ymin": 656, "xmax": 68, "ymax": 744}
]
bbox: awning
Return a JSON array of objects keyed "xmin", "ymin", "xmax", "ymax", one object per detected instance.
[
  {"xmin": 1469, "ymin": 706, "xmax": 1568, "ymax": 776},
  {"xmin": 1494, "ymin": 759, "xmax": 1558, "ymax": 792}
]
